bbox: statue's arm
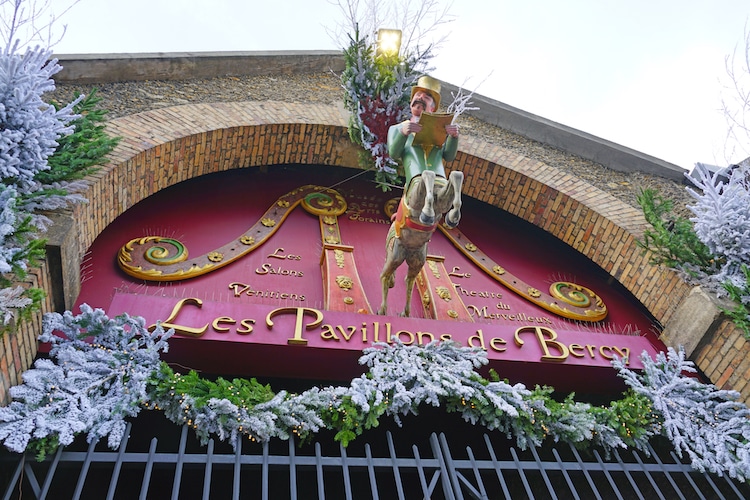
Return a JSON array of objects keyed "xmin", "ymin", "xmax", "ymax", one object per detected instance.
[
  {"xmin": 443, "ymin": 135, "xmax": 459, "ymax": 162},
  {"xmin": 388, "ymin": 123, "xmax": 408, "ymax": 160}
]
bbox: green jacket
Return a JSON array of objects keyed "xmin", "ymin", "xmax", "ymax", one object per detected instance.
[{"xmin": 388, "ymin": 122, "xmax": 459, "ymax": 189}]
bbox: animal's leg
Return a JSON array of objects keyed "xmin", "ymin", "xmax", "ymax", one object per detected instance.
[
  {"xmin": 400, "ymin": 244, "xmax": 428, "ymax": 318},
  {"xmin": 419, "ymin": 170, "xmax": 436, "ymax": 226},
  {"xmin": 444, "ymin": 171, "xmax": 464, "ymax": 229},
  {"xmin": 379, "ymin": 228, "xmax": 404, "ymax": 315}
]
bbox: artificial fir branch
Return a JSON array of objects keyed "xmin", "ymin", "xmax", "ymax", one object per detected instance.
[{"xmin": 2, "ymin": 308, "xmax": 749, "ymax": 481}]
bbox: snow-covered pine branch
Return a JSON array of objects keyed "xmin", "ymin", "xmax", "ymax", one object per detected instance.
[{"xmin": 0, "ymin": 305, "xmax": 172, "ymax": 456}]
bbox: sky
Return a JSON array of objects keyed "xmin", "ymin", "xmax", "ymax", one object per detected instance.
[{"xmin": 23, "ymin": 0, "xmax": 750, "ymax": 171}]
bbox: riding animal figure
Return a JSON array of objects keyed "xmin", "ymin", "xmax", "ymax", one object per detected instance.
[{"xmin": 378, "ymin": 76, "xmax": 464, "ymax": 317}]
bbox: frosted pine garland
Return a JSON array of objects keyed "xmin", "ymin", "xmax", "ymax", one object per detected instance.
[
  {"xmin": 3, "ymin": 307, "xmax": 750, "ymax": 481},
  {"xmin": 614, "ymin": 347, "xmax": 750, "ymax": 479},
  {"xmin": 686, "ymin": 161, "xmax": 750, "ymax": 291},
  {"xmin": 0, "ymin": 305, "xmax": 172, "ymax": 455},
  {"xmin": 0, "ymin": 43, "xmax": 80, "ymax": 195}
]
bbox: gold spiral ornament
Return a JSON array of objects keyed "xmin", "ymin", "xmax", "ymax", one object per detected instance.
[
  {"xmin": 301, "ymin": 187, "xmax": 347, "ymax": 216},
  {"xmin": 138, "ymin": 237, "xmax": 188, "ymax": 265}
]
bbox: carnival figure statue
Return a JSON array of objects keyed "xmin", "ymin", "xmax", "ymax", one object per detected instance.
[{"xmin": 379, "ymin": 75, "xmax": 464, "ymax": 317}]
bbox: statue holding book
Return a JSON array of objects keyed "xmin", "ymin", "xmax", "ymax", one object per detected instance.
[{"xmin": 379, "ymin": 75, "xmax": 464, "ymax": 317}]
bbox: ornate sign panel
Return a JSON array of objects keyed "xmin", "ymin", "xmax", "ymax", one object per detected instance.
[{"xmin": 76, "ymin": 166, "xmax": 664, "ymax": 393}]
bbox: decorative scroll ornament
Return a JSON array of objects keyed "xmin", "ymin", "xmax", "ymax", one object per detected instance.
[
  {"xmin": 118, "ymin": 185, "xmax": 343, "ymax": 282},
  {"xmin": 437, "ymin": 222, "xmax": 608, "ymax": 322}
]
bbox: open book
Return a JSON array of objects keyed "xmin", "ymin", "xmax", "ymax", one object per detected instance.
[{"xmin": 412, "ymin": 112, "xmax": 454, "ymax": 147}]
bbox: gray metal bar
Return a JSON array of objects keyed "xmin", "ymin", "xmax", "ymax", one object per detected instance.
[
  {"xmin": 483, "ymin": 434, "xmax": 511, "ymax": 500},
  {"xmin": 39, "ymin": 442, "xmax": 64, "ymax": 499},
  {"xmin": 23, "ymin": 458, "xmax": 42, "ymax": 498},
  {"xmin": 721, "ymin": 470, "xmax": 745, "ymax": 499},
  {"xmin": 594, "ymin": 450, "xmax": 624, "ymax": 500},
  {"xmin": 106, "ymin": 423, "xmax": 132, "ymax": 500},
  {"xmin": 431, "ymin": 433, "xmax": 456, "ymax": 500},
  {"xmin": 466, "ymin": 446, "xmax": 489, "ymax": 500},
  {"xmin": 288, "ymin": 438, "xmax": 298, "ymax": 500},
  {"xmin": 571, "ymin": 445, "xmax": 602, "ymax": 500},
  {"xmin": 73, "ymin": 438, "xmax": 98, "ymax": 500},
  {"xmin": 702, "ymin": 470, "xmax": 726, "ymax": 500},
  {"xmin": 412, "ymin": 443, "xmax": 433, "ymax": 499},
  {"xmin": 439, "ymin": 433, "xmax": 470, "ymax": 500},
  {"xmin": 387, "ymin": 432, "xmax": 406, "ymax": 500},
  {"xmin": 233, "ymin": 436, "xmax": 241, "ymax": 500},
  {"xmin": 315, "ymin": 441, "xmax": 325, "ymax": 500},
  {"xmin": 669, "ymin": 451, "xmax": 706, "ymax": 500},
  {"xmin": 647, "ymin": 443, "xmax": 685, "ymax": 500},
  {"xmin": 530, "ymin": 442, "xmax": 557, "ymax": 500},
  {"xmin": 365, "ymin": 443, "xmax": 380, "ymax": 500},
  {"xmin": 2, "ymin": 456, "xmax": 24, "ymax": 500},
  {"xmin": 202, "ymin": 439, "xmax": 214, "ymax": 500},
  {"xmin": 340, "ymin": 442, "xmax": 352, "ymax": 500},
  {"xmin": 510, "ymin": 447, "xmax": 534, "ymax": 499},
  {"xmin": 552, "ymin": 448, "xmax": 580, "ymax": 500},
  {"xmin": 139, "ymin": 437, "xmax": 158, "ymax": 500},
  {"xmin": 170, "ymin": 424, "xmax": 188, "ymax": 500},
  {"xmin": 262, "ymin": 440, "xmax": 269, "ymax": 500},
  {"xmin": 613, "ymin": 449, "xmax": 643, "ymax": 500},
  {"xmin": 631, "ymin": 449, "xmax": 665, "ymax": 500}
]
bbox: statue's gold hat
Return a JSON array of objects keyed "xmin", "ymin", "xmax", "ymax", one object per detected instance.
[{"xmin": 411, "ymin": 75, "xmax": 441, "ymax": 110}]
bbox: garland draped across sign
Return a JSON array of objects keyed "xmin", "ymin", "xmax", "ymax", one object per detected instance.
[{"xmin": 1, "ymin": 306, "xmax": 749, "ymax": 482}]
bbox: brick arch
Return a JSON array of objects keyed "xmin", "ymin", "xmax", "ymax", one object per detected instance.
[{"xmin": 71, "ymin": 101, "xmax": 691, "ymax": 327}]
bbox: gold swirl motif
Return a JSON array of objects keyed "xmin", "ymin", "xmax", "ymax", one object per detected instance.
[
  {"xmin": 436, "ymin": 286, "xmax": 452, "ymax": 301},
  {"xmin": 239, "ymin": 235, "xmax": 255, "ymax": 245},
  {"xmin": 325, "ymin": 235, "xmax": 340, "ymax": 244},
  {"xmin": 343, "ymin": 297, "xmax": 354, "ymax": 305},
  {"xmin": 277, "ymin": 200, "xmax": 290, "ymax": 208},
  {"xmin": 528, "ymin": 287, "xmax": 541, "ymax": 298},
  {"xmin": 551, "ymin": 282, "xmax": 595, "ymax": 308},
  {"xmin": 301, "ymin": 188, "xmax": 348, "ymax": 216},
  {"xmin": 137, "ymin": 237, "xmax": 188, "ymax": 265},
  {"xmin": 447, "ymin": 310, "xmax": 459, "ymax": 319},
  {"xmin": 336, "ymin": 275, "xmax": 353, "ymax": 290},
  {"xmin": 208, "ymin": 252, "xmax": 224, "ymax": 262},
  {"xmin": 422, "ymin": 290, "xmax": 431, "ymax": 306},
  {"xmin": 465, "ymin": 243, "xmax": 477, "ymax": 252},
  {"xmin": 323, "ymin": 215, "xmax": 337, "ymax": 225},
  {"xmin": 261, "ymin": 218, "xmax": 276, "ymax": 227},
  {"xmin": 383, "ymin": 198, "xmax": 400, "ymax": 218}
]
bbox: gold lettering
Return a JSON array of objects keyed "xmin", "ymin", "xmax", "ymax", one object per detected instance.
[
  {"xmin": 468, "ymin": 329, "xmax": 486, "ymax": 349},
  {"xmin": 467, "ymin": 305, "xmax": 487, "ymax": 318},
  {"xmin": 229, "ymin": 282, "xmax": 250, "ymax": 297},
  {"xmin": 337, "ymin": 325, "xmax": 356, "ymax": 341},
  {"xmin": 417, "ymin": 331, "xmax": 435, "ymax": 345},
  {"xmin": 266, "ymin": 307, "xmax": 324, "ymax": 345},
  {"xmin": 212, "ymin": 316, "xmax": 235, "ymax": 333},
  {"xmin": 599, "ymin": 345, "xmax": 614, "ymax": 361},
  {"xmin": 613, "ymin": 347, "xmax": 630, "ymax": 365},
  {"xmin": 395, "ymin": 330, "xmax": 415, "ymax": 345},
  {"xmin": 320, "ymin": 324, "xmax": 339, "ymax": 340},
  {"xmin": 237, "ymin": 318, "xmax": 255, "ymax": 335},
  {"xmin": 154, "ymin": 297, "xmax": 209, "ymax": 337},
  {"xmin": 268, "ymin": 247, "xmax": 286, "ymax": 259},
  {"xmin": 440, "ymin": 333, "xmax": 452, "ymax": 341},
  {"xmin": 490, "ymin": 337, "xmax": 507, "ymax": 352},
  {"xmin": 514, "ymin": 326, "xmax": 569, "ymax": 362},
  {"xmin": 568, "ymin": 343, "xmax": 585, "ymax": 358}
]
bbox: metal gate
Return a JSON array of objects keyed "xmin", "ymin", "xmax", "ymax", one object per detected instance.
[{"xmin": 3, "ymin": 422, "xmax": 749, "ymax": 499}]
